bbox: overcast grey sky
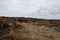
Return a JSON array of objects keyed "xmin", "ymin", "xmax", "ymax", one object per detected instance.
[{"xmin": 0, "ymin": 0, "xmax": 60, "ymax": 19}]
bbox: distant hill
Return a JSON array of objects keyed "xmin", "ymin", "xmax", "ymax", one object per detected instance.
[{"xmin": 0, "ymin": 17, "xmax": 60, "ymax": 40}]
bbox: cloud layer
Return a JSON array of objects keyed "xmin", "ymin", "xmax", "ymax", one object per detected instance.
[{"xmin": 0, "ymin": 0, "xmax": 60, "ymax": 19}]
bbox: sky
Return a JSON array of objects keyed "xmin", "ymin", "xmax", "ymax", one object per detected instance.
[{"xmin": 0, "ymin": 0, "xmax": 60, "ymax": 19}]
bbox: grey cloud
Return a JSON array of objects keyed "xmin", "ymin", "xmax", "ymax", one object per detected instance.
[{"xmin": 0, "ymin": 0, "xmax": 60, "ymax": 19}]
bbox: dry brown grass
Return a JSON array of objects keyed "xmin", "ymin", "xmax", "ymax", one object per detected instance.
[{"xmin": 0, "ymin": 17, "xmax": 60, "ymax": 40}]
